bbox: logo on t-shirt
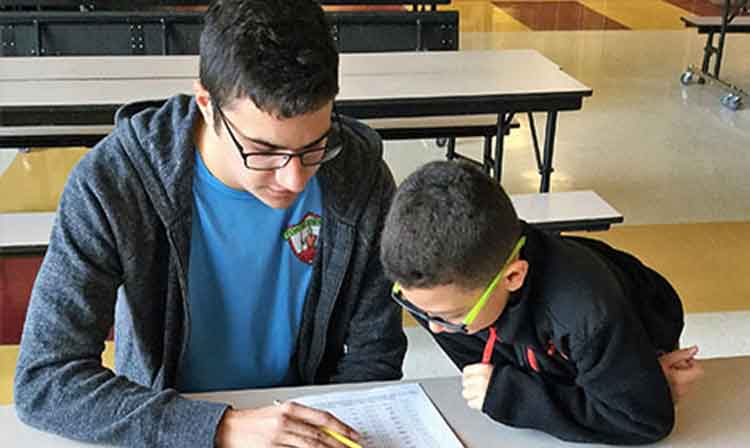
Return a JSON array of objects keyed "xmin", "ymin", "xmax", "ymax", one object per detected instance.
[{"xmin": 282, "ymin": 212, "xmax": 322, "ymax": 265}]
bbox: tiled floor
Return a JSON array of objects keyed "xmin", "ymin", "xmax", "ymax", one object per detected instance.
[
  {"xmin": 1, "ymin": 0, "xmax": 749, "ymax": 405},
  {"xmin": 494, "ymin": 1, "xmax": 631, "ymax": 30},
  {"xmin": 662, "ymin": 0, "xmax": 723, "ymax": 16}
]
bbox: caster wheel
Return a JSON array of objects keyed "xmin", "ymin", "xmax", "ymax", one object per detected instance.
[
  {"xmin": 680, "ymin": 71, "xmax": 704, "ymax": 86},
  {"xmin": 680, "ymin": 71, "xmax": 695, "ymax": 86},
  {"xmin": 720, "ymin": 93, "xmax": 742, "ymax": 111}
]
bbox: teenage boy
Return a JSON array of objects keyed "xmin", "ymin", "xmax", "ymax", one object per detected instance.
[{"xmin": 15, "ymin": 1, "xmax": 406, "ymax": 446}]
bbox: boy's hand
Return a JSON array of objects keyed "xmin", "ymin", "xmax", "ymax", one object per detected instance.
[
  {"xmin": 658, "ymin": 346, "xmax": 704, "ymax": 404},
  {"xmin": 215, "ymin": 402, "xmax": 359, "ymax": 448},
  {"xmin": 462, "ymin": 363, "xmax": 494, "ymax": 410}
]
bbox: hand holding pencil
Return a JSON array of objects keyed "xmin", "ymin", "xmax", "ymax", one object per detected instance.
[
  {"xmin": 215, "ymin": 399, "xmax": 362, "ymax": 448},
  {"xmin": 275, "ymin": 400, "xmax": 363, "ymax": 448}
]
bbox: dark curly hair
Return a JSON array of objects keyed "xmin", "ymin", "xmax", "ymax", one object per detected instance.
[
  {"xmin": 381, "ymin": 161, "xmax": 521, "ymax": 290},
  {"xmin": 199, "ymin": 0, "xmax": 339, "ymax": 128}
]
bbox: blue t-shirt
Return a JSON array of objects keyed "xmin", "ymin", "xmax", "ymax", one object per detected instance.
[{"xmin": 177, "ymin": 151, "xmax": 323, "ymax": 393}]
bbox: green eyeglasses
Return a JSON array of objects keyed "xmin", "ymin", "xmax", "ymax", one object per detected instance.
[{"xmin": 391, "ymin": 236, "xmax": 526, "ymax": 333}]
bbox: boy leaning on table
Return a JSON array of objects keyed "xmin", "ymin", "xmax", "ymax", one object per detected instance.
[{"xmin": 380, "ymin": 161, "xmax": 704, "ymax": 445}]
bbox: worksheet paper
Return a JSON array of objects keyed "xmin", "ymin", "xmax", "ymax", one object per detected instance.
[{"xmin": 294, "ymin": 383, "xmax": 465, "ymax": 448}]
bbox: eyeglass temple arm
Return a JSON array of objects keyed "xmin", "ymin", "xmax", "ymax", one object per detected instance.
[{"xmin": 462, "ymin": 236, "xmax": 526, "ymax": 326}]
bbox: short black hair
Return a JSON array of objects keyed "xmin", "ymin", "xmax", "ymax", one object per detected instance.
[
  {"xmin": 381, "ymin": 161, "xmax": 522, "ymax": 290},
  {"xmin": 199, "ymin": 0, "xmax": 339, "ymax": 125}
]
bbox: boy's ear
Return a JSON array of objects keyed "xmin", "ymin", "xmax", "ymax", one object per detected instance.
[
  {"xmin": 503, "ymin": 260, "xmax": 529, "ymax": 292},
  {"xmin": 193, "ymin": 80, "xmax": 214, "ymax": 124}
]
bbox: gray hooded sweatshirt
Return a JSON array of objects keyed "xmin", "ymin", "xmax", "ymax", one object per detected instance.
[{"xmin": 14, "ymin": 95, "xmax": 407, "ymax": 447}]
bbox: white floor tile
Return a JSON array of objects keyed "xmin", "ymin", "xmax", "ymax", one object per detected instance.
[
  {"xmin": 682, "ymin": 311, "xmax": 750, "ymax": 359},
  {"xmin": 383, "ymin": 30, "xmax": 750, "ymax": 225},
  {"xmin": 403, "ymin": 326, "xmax": 460, "ymax": 380}
]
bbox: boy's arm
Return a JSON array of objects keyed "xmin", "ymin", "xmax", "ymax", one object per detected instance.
[
  {"xmin": 13, "ymin": 146, "xmax": 227, "ymax": 447},
  {"xmin": 482, "ymin": 310, "xmax": 675, "ymax": 445}
]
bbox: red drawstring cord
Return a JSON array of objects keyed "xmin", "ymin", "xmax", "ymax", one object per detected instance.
[{"xmin": 482, "ymin": 326, "xmax": 497, "ymax": 364}]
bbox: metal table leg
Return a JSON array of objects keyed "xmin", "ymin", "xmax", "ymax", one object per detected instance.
[
  {"xmin": 539, "ymin": 110, "xmax": 558, "ymax": 193},
  {"xmin": 681, "ymin": 0, "xmax": 750, "ymax": 110},
  {"xmin": 488, "ymin": 111, "xmax": 517, "ymax": 184},
  {"xmin": 482, "ymin": 135, "xmax": 493, "ymax": 176},
  {"xmin": 493, "ymin": 112, "xmax": 506, "ymax": 183},
  {"xmin": 446, "ymin": 137, "xmax": 457, "ymax": 160}
]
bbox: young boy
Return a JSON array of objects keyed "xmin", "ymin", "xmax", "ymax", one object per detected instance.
[{"xmin": 380, "ymin": 161, "xmax": 703, "ymax": 445}]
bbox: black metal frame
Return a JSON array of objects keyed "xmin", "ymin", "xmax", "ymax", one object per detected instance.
[
  {"xmin": 0, "ymin": 5, "xmax": 587, "ymax": 192},
  {"xmin": 390, "ymin": 120, "xmax": 522, "ymax": 178},
  {"xmin": 0, "ymin": 1, "xmax": 450, "ymax": 12},
  {"xmin": 0, "ymin": 120, "xmax": 524, "ymax": 180},
  {"xmin": 0, "ymin": 10, "xmax": 458, "ymax": 56},
  {"xmin": 0, "ymin": 245, "xmax": 47, "ymax": 256},
  {"xmin": 340, "ymin": 94, "xmax": 586, "ymax": 191},
  {"xmin": 338, "ymin": 93, "xmax": 585, "ymax": 119},
  {"xmin": 690, "ymin": 1, "xmax": 749, "ymax": 79},
  {"xmin": 680, "ymin": 0, "xmax": 750, "ymax": 109},
  {"xmin": 0, "ymin": 88, "xmax": 587, "ymax": 192},
  {"xmin": 474, "ymin": 111, "xmax": 556, "ymax": 192},
  {"xmin": 530, "ymin": 217, "xmax": 623, "ymax": 233},
  {"xmin": 2, "ymin": 0, "xmax": 451, "ymax": 5},
  {"xmin": 322, "ymin": 0, "xmax": 449, "ymax": 10},
  {"xmin": 328, "ymin": 10, "xmax": 458, "ymax": 52},
  {"xmin": 0, "ymin": 122, "xmax": 525, "ymax": 189},
  {"xmin": 0, "ymin": 134, "xmax": 102, "ymax": 148},
  {"xmin": 0, "ymin": 12, "xmax": 202, "ymax": 56}
]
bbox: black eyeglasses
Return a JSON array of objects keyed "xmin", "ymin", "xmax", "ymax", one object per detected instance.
[
  {"xmin": 391, "ymin": 287, "xmax": 469, "ymax": 333},
  {"xmin": 216, "ymin": 106, "xmax": 344, "ymax": 171}
]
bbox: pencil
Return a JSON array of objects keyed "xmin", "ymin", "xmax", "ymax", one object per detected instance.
[{"xmin": 321, "ymin": 426, "xmax": 363, "ymax": 448}]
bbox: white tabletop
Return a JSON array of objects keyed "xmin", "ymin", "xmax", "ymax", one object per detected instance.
[
  {"xmin": 1, "ymin": 357, "xmax": 749, "ymax": 447},
  {"xmin": 0, "ymin": 51, "xmax": 591, "ymax": 109},
  {"xmin": 0, "ymin": 212, "xmax": 55, "ymax": 250},
  {"xmin": 340, "ymin": 51, "xmax": 589, "ymax": 101},
  {"xmin": 0, "ymin": 55, "xmax": 199, "ymax": 82},
  {"xmin": 511, "ymin": 190, "xmax": 623, "ymax": 228},
  {"xmin": 0, "ymin": 51, "xmax": 566, "ymax": 81},
  {"xmin": 0, "ymin": 51, "xmax": 559, "ymax": 81},
  {"xmin": 0, "ymin": 125, "xmax": 113, "ymax": 138}
]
